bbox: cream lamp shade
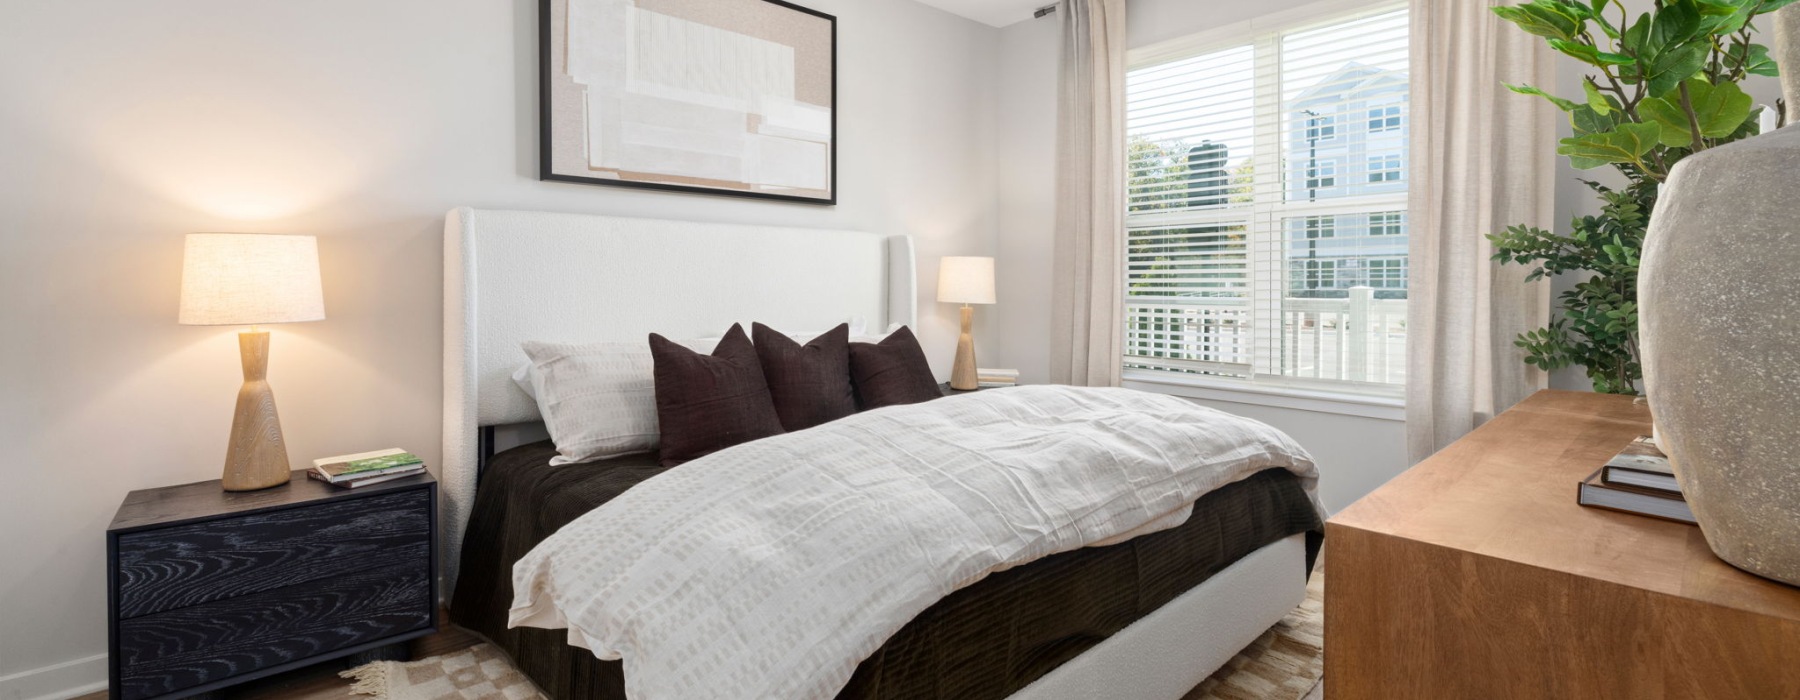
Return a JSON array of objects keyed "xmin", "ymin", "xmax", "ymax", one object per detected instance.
[
  {"xmin": 179, "ymin": 233, "xmax": 325, "ymax": 326},
  {"xmin": 937, "ymin": 256, "xmax": 996, "ymax": 305}
]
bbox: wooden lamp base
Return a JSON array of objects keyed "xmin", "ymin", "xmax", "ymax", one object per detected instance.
[
  {"xmin": 222, "ymin": 330, "xmax": 292, "ymax": 492},
  {"xmin": 950, "ymin": 305, "xmax": 979, "ymax": 391}
]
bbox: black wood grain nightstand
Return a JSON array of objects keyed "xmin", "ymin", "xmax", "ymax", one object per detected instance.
[{"xmin": 106, "ymin": 469, "xmax": 437, "ymax": 700}]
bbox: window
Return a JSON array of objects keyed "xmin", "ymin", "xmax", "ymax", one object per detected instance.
[
  {"xmin": 1369, "ymin": 211, "xmax": 1404, "ymax": 236},
  {"xmin": 1304, "ymin": 159, "xmax": 1338, "ymax": 191},
  {"xmin": 1124, "ymin": 5, "xmax": 1409, "ymax": 392},
  {"xmin": 1368, "ymin": 258, "xmax": 1406, "ymax": 288},
  {"xmin": 1291, "ymin": 259, "xmax": 1337, "ymax": 290},
  {"xmin": 1367, "ymin": 153, "xmax": 1401, "ymax": 183},
  {"xmin": 1304, "ymin": 112, "xmax": 1337, "ymax": 141},
  {"xmin": 1369, "ymin": 104, "xmax": 1402, "ymax": 132},
  {"xmin": 1303, "ymin": 216, "xmax": 1335, "ymax": 239}
]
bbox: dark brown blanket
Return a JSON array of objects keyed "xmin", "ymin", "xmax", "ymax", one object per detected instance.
[{"xmin": 451, "ymin": 440, "xmax": 1321, "ymax": 700}]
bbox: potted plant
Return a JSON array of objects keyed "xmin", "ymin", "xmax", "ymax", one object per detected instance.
[{"xmin": 1487, "ymin": 0, "xmax": 1790, "ymax": 394}]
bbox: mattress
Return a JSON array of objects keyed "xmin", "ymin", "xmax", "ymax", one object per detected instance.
[{"xmin": 450, "ymin": 440, "xmax": 1322, "ymax": 700}]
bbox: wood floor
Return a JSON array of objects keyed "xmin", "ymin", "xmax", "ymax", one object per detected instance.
[{"xmin": 77, "ymin": 613, "xmax": 1323, "ymax": 700}]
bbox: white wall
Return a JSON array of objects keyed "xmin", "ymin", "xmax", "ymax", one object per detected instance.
[
  {"xmin": 0, "ymin": 1, "xmax": 999, "ymax": 696},
  {"xmin": 995, "ymin": 0, "xmax": 1408, "ymax": 519}
]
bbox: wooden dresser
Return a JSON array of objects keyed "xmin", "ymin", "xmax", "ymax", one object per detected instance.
[
  {"xmin": 1325, "ymin": 390, "xmax": 1800, "ymax": 699},
  {"xmin": 107, "ymin": 470, "xmax": 437, "ymax": 700}
]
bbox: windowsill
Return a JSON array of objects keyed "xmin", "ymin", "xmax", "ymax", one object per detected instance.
[{"xmin": 1121, "ymin": 370, "xmax": 1405, "ymax": 421}]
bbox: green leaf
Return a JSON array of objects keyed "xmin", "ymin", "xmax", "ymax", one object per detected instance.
[
  {"xmin": 1650, "ymin": 0, "xmax": 1703, "ymax": 47},
  {"xmin": 1638, "ymin": 78, "xmax": 1753, "ymax": 147},
  {"xmin": 1557, "ymin": 122, "xmax": 1661, "ymax": 169},
  {"xmin": 1730, "ymin": 42, "xmax": 1778, "ymax": 77},
  {"xmin": 1570, "ymin": 105, "xmax": 1617, "ymax": 135},
  {"xmin": 1583, "ymin": 78, "xmax": 1612, "ymax": 115},
  {"xmin": 1644, "ymin": 43, "xmax": 1708, "ymax": 96},
  {"xmin": 1506, "ymin": 83, "xmax": 1580, "ymax": 111},
  {"xmin": 1493, "ymin": 2, "xmax": 1582, "ymax": 41},
  {"xmin": 1621, "ymin": 12, "xmax": 1652, "ymax": 55}
]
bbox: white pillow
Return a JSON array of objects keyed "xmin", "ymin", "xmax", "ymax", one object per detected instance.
[
  {"xmin": 508, "ymin": 322, "xmax": 879, "ymax": 400},
  {"xmin": 851, "ymin": 322, "xmax": 904, "ymax": 344},
  {"xmin": 520, "ymin": 337, "xmax": 716, "ymax": 465}
]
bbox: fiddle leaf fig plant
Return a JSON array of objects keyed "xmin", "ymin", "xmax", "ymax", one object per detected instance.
[{"xmin": 1488, "ymin": 0, "xmax": 1791, "ymax": 394}]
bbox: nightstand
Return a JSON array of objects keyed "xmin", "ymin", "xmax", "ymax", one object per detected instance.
[
  {"xmin": 107, "ymin": 469, "xmax": 437, "ymax": 700},
  {"xmin": 939, "ymin": 382, "xmax": 1013, "ymax": 395}
]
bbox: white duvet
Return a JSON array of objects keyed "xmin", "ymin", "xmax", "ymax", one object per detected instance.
[{"xmin": 509, "ymin": 385, "xmax": 1322, "ymax": 700}]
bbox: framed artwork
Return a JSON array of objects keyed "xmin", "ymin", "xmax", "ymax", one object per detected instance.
[{"xmin": 540, "ymin": 0, "xmax": 837, "ymax": 204}]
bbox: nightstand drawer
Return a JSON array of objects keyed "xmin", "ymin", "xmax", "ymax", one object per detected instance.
[
  {"xmin": 116, "ymin": 558, "xmax": 432, "ymax": 700},
  {"xmin": 115, "ymin": 489, "xmax": 430, "ymax": 619}
]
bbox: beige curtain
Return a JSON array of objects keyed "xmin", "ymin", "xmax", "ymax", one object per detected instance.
[
  {"xmin": 1050, "ymin": 0, "xmax": 1126, "ymax": 387},
  {"xmin": 1406, "ymin": 0, "xmax": 1556, "ymax": 463}
]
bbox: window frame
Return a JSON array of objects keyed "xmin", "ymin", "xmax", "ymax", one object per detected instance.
[{"xmin": 1123, "ymin": 0, "xmax": 1410, "ymax": 413}]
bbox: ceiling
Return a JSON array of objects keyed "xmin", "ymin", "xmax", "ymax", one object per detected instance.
[{"xmin": 911, "ymin": 0, "xmax": 1048, "ymax": 28}]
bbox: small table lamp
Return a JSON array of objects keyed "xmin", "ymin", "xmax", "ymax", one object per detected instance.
[
  {"xmin": 179, "ymin": 233, "xmax": 325, "ymax": 491},
  {"xmin": 937, "ymin": 256, "xmax": 996, "ymax": 391}
]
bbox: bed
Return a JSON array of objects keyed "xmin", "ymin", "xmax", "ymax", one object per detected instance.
[{"xmin": 440, "ymin": 207, "xmax": 1323, "ymax": 700}]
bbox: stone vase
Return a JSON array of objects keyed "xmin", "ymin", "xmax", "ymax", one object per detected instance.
[{"xmin": 1639, "ymin": 66, "xmax": 1800, "ymax": 584}]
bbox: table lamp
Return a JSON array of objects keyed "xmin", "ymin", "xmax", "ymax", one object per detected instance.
[
  {"xmin": 179, "ymin": 233, "xmax": 325, "ymax": 491},
  {"xmin": 937, "ymin": 256, "xmax": 996, "ymax": 391}
]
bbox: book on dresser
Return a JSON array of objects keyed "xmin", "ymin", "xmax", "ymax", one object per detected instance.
[
  {"xmin": 1599, "ymin": 435, "xmax": 1680, "ymax": 495},
  {"xmin": 1578, "ymin": 435, "xmax": 1694, "ymax": 524},
  {"xmin": 1578, "ymin": 469, "xmax": 1696, "ymax": 524}
]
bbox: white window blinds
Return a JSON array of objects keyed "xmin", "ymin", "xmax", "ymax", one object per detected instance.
[{"xmin": 1124, "ymin": 5, "xmax": 1409, "ymax": 393}]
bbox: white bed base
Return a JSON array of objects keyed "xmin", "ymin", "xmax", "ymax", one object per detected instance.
[
  {"xmin": 441, "ymin": 207, "xmax": 1303, "ymax": 700},
  {"xmin": 1015, "ymin": 534, "xmax": 1307, "ymax": 700}
]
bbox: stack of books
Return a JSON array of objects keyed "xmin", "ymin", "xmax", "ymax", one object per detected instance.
[
  {"xmin": 309, "ymin": 448, "xmax": 426, "ymax": 489},
  {"xmin": 976, "ymin": 368, "xmax": 1019, "ymax": 389},
  {"xmin": 1577, "ymin": 436, "xmax": 1694, "ymax": 524}
]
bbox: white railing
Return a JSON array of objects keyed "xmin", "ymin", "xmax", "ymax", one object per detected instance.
[{"xmin": 1126, "ymin": 286, "xmax": 1406, "ymax": 384}]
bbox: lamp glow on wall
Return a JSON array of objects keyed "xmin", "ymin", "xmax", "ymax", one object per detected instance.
[
  {"xmin": 179, "ymin": 233, "xmax": 325, "ymax": 491},
  {"xmin": 937, "ymin": 256, "xmax": 996, "ymax": 391}
]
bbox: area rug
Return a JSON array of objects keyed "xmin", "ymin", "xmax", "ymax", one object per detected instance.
[
  {"xmin": 347, "ymin": 571, "xmax": 1325, "ymax": 700},
  {"xmin": 343, "ymin": 642, "xmax": 543, "ymax": 700}
]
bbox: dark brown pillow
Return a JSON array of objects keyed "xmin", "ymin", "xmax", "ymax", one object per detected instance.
[
  {"xmin": 752, "ymin": 323, "xmax": 856, "ymax": 431},
  {"xmin": 650, "ymin": 324, "xmax": 785, "ymax": 466},
  {"xmin": 848, "ymin": 326, "xmax": 942, "ymax": 410}
]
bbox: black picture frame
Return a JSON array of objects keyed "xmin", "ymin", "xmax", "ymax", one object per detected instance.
[{"xmin": 538, "ymin": 0, "xmax": 838, "ymax": 205}]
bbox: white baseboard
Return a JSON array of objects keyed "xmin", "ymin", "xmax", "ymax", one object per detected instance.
[{"xmin": 0, "ymin": 654, "xmax": 106, "ymax": 700}]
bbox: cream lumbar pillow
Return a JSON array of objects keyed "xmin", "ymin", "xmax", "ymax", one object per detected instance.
[{"xmin": 520, "ymin": 337, "xmax": 717, "ymax": 465}]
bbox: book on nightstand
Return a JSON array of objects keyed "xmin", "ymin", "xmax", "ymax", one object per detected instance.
[
  {"xmin": 976, "ymin": 368, "xmax": 1019, "ymax": 388},
  {"xmin": 311, "ymin": 448, "xmax": 426, "ymax": 487},
  {"xmin": 306, "ymin": 465, "xmax": 425, "ymax": 489}
]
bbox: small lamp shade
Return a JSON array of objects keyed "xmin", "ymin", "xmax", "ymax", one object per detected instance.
[
  {"xmin": 179, "ymin": 233, "xmax": 325, "ymax": 326},
  {"xmin": 937, "ymin": 256, "xmax": 996, "ymax": 305}
]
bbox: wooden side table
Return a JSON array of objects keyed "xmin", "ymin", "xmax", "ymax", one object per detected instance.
[
  {"xmin": 107, "ymin": 469, "xmax": 437, "ymax": 700},
  {"xmin": 1325, "ymin": 391, "xmax": 1800, "ymax": 698}
]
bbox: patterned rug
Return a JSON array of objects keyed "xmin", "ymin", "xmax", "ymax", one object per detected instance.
[
  {"xmin": 342, "ymin": 643, "xmax": 542, "ymax": 700},
  {"xmin": 346, "ymin": 571, "xmax": 1325, "ymax": 700}
]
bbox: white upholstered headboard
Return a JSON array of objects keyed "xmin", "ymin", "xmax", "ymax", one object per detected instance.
[{"xmin": 441, "ymin": 207, "xmax": 916, "ymax": 588}]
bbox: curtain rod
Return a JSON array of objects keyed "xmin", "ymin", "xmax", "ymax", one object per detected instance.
[{"xmin": 1034, "ymin": 4, "xmax": 1056, "ymax": 19}]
